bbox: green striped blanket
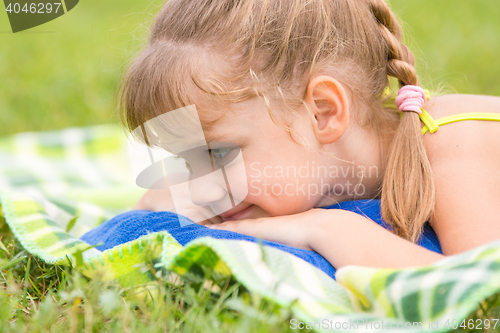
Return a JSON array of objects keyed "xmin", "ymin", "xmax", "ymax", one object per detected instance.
[{"xmin": 1, "ymin": 124, "xmax": 500, "ymax": 332}]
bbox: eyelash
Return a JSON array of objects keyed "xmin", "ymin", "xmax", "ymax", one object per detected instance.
[
  {"xmin": 173, "ymin": 155, "xmax": 192, "ymax": 172},
  {"xmin": 173, "ymin": 148, "xmax": 235, "ymax": 172},
  {"xmin": 209, "ymin": 148, "xmax": 232, "ymax": 160}
]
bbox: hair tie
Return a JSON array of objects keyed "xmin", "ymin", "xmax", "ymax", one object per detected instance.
[{"xmin": 395, "ymin": 85, "xmax": 426, "ymax": 115}]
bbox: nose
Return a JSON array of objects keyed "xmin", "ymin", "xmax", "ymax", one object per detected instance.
[{"xmin": 189, "ymin": 170, "xmax": 230, "ymax": 208}]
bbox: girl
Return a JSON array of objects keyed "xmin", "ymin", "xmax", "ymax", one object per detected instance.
[{"xmin": 122, "ymin": 0, "xmax": 500, "ymax": 271}]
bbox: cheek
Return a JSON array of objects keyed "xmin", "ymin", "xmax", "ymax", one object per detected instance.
[
  {"xmin": 234, "ymin": 141, "xmax": 319, "ymax": 213},
  {"xmin": 246, "ymin": 175, "xmax": 316, "ymax": 214}
]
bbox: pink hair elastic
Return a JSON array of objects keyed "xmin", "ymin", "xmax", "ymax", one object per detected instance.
[{"xmin": 395, "ymin": 85, "xmax": 427, "ymax": 115}]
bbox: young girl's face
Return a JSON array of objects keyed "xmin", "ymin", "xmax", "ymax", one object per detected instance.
[{"xmin": 190, "ymin": 96, "xmax": 339, "ymax": 222}]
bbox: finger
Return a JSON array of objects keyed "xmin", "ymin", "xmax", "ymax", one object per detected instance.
[
  {"xmin": 195, "ymin": 215, "xmax": 222, "ymax": 225},
  {"xmin": 206, "ymin": 215, "xmax": 223, "ymax": 224},
  {"xmin": 207, "ymin": 219, "xmax": 263, "ymax": 236},
  {"xmin": 197, "ymin": 219, "xmax": 218, "ymax": 226},
  {"xmin": 178, "ymin": 209, "xmax": 208, "ymax": 225},
  {"xmin": 206, "ymin": 220, "xmax": 241, "ymax": 231}
]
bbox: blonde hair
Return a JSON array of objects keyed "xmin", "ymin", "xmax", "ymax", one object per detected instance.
[{"xmin": 120, "ymin": 0, "xmax": 435, "ymax": 243}]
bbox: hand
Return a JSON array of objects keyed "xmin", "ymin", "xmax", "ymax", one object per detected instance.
[
  {"xmin": 133, "ymin": 175, "xmax": 223, "ymax": 225},
  {"xmin": 206, "ymin": 208, "xmax": 328, "ymax": 250}
]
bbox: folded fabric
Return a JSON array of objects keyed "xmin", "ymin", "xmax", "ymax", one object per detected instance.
[{"xmin": 81, "ymin": 199, "xmax": 443, "ymax": 280}]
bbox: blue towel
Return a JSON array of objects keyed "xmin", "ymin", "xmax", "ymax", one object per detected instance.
[{"xmin": 81, "ymin": 199, "xmax": 442, "ymax": 280}]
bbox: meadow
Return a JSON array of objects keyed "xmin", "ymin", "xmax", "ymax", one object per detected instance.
[
  {"xmin": 1, "ymin": 0, "xmax": 500, "ymax": 135},
  {"xmin": 1, "ymin": 0, "xmax": 500, "ymax": 331}
]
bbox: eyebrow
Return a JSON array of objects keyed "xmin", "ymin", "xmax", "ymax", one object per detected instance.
[{"xmin": 203, "ymin": 131, "xmax": 233, "ymax": 144}]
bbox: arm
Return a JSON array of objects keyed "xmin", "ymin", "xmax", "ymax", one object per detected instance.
[
  {"xmin": 311, "ymin": 210, "xmax": 443, "ymax": 269},
  {"xmin": 209, "ymin": 209, "xmax": 444, "ymax": 269}
]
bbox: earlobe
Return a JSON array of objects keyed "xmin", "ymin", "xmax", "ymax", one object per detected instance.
[{"xmin": 305, "ymin": 75, "xmax": 349, "ymax": 145}]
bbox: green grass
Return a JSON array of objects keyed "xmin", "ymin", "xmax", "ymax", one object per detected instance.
[
  {"xmin": 0, "ymin": 213, "xmax": 309, "ymax": 333},
  {"xmin": 390, "ymin": 0, "xmax": 500, "ymax": 97},
  {"xmin": 1, "ymin": 212, "xmax": 500, "ymax": 332},
  {"xmin": 0, "ymin": 0, "xmax": 165, "ymax": 135},
  {"xmin": 1, "ymin": 0, "xmax": 500, "ymax": 135},
  {"xmin": 2, "ymin": 0, "xmax": 500, "ymax": 331}
]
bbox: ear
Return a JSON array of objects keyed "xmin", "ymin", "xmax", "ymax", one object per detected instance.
[{"xmin": 305, "ymin": 75, "xmax": 349, "ymax": 145}]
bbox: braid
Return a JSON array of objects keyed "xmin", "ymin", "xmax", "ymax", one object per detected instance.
[
  {"xmin": 369, "ymin": 0, "xmax": 417, "ymax": 87},
  {"xmin": 369, "ymin": 0, "xmax": 436, "ymax": 242}
]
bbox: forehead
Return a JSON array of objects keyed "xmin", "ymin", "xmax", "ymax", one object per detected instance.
[
  {"xmin": 199, "ymin": 96, "xmax": 270, "ymax": 139},
  {"xmin": 136, "ymin": 103, "xmax": 243, "ymax": 154},
  {"xmin": 198, "ymin": 102, "xmax": 250, "ymax": 144}
]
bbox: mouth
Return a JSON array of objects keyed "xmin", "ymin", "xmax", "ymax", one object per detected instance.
[{"xmin": 219, "ymin": 204, "xmax": 255, "ymax": 222}]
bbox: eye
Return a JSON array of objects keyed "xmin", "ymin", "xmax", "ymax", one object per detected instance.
[{"xmin": 210, "ymin": 148, "xmax": 232, "ymax": 160}]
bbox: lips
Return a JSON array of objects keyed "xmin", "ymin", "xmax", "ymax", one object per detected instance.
[{"xmin": 219, "ymin": 204, "xmax": 255, "ymax": 222}]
